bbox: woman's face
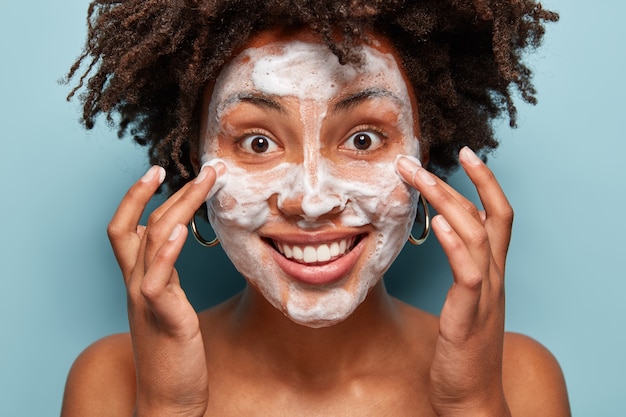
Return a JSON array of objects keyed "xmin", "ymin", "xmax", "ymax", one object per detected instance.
[{"xmin": 198, "ymin": 29, "xmax": 421, "ymax": 328}]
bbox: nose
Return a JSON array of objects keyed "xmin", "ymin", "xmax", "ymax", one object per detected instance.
[
  {"xmin": 277, "ymin": 163, "xmax": 345, "ymax": 220},
  {"xmin": 279, "ymin": 192, "xmax": 344, "ymax": 219}
]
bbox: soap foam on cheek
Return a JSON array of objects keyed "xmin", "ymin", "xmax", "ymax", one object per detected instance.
[{"xmin": 204, "ymin": 161, "xmax": 310, "ymax": 314}]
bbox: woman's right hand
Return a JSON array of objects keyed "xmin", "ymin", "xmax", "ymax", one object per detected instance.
[{"xmin": 107, "ymin": 162, "xmax": 224, "ymax": 417}]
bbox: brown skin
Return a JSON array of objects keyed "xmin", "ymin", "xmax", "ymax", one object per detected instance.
[
  {"xmin": 61, "ymin": 29, "xmax": 570, "ymax": 417},
  {"xmin": 61, "ymin": 305, "xmax": 569, "ymax": 416}
]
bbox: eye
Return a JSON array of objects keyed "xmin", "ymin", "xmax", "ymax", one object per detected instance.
[
  {"xmin": 342, "ymin": 130, "xmax": 384, "ymax": 152},
  {"xmin": 239, "ymin": 134, "xmax": 280, "ymax": 154}
]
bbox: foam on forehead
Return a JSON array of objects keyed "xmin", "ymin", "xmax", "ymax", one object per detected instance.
[
  {"xmin": 250, "ymin": 41, "xmax": 357, "ymax": 100},
  {"xmin": 208, "ymin": 41, "xmax": 412, "ymax": 118}
]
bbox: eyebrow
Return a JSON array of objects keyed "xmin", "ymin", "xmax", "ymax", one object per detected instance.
[
  {"xmin": 222, "ymin": 92, "xmax": 284, "ymax": 113},
  {"xmin": 333, "ymin": 87, "xmax": 403, "ymax": 113}
]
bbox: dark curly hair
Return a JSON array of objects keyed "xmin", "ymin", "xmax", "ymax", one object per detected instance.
[{"xmin": 65, "ymin": 0, "xmax": 558, "ymax": 193}]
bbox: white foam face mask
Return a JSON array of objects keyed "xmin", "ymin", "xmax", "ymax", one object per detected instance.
[{"xmin": 200, "ymin": 39, "xmax": 420, "ymax": 327}]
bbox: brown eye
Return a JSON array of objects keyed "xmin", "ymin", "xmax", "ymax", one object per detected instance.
[
  {"xmin": 343, "ymin": 131, "xmax": 383, "ymax": 152},
  {"xmin": 353, "ymin": 133, "xmax": 372, "ymax": 150},
  {"xmin": 240, "ymin": 135, "xmax": 279, "ymax": 154}
]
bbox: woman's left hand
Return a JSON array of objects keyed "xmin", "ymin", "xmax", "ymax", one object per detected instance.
[{"xmin": 396, "ymin": 146, "xmax": 514, "ymax": 417}]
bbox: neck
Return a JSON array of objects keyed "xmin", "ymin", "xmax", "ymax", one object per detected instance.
[{"xmin": 230, "ymin": 281, "xmax": 403, "ymax": 385}]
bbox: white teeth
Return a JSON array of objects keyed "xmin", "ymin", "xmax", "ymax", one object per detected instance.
[
  {"xmin": 303, "ymin": 246, "xmax": 317, "ymax": 263},
  {"xmin": 277, "ymin": 237, "xmax": 356, "ymax": 264},
  {"xmin": 317, "ymin": 244, "xmax": 331, "ymax": 262},
  {"xmin": 339, "ymin": 239, "xmax": 347, "ymax": 254}
]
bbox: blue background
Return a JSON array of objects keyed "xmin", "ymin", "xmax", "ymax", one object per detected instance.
[{"xmin": 1, "ymin": 0, "xmax": 624, "ymax": 415}]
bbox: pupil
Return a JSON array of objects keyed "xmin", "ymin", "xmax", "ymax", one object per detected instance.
[
  {"xmin": 252, "ymin": 136, "xmax": 269, "ymax": 153},
  {"xmin": 354, "ymin": 133, "xmax": 371, "ymax": 150}
]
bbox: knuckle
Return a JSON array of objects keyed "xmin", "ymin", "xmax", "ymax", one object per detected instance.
[
  {"xmin": 446, "ymin": 236, "xmax": 464, "ymax": 252},
  {"xmin": 145, "ymin": 218, "xmax": 171, "ymax": 244},
  {"xmin": 146, "ymin": 211, "xmax": 161, "ymax": 228},
  {"xmin": 460, "ymin": 271, "xmax": 483, "ymax": 291},
  {"xmin": 139, "ymin": 280, "xmax": 160, "ymax": 301},
  {"xmin": 107, "ymin": 222, "xmax": 124, "ymax": 241},
  {"xmin": 463, "ymin": 202, "xmax": 480, "ymax": 218},
  {"xmin": 500, "ymin": 206, "xmax": 514, "ymax": 225},
  {"xmin": 468, "ymin": 226, "xmax": 489, "ymax": 246},
  {"xmin": 152, "ymin": 247, "xmax": 172, "ymax": 266},
  {"xmin": 144, "ymin": 216, "xmax": 167, "ymax": 245}
]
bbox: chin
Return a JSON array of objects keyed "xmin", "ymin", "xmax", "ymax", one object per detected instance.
[{"xmin": 282, "ymin": 285, "xmax": 368, "ymax": 328}]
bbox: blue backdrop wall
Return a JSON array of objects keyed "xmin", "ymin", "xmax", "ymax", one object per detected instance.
[{"xmin": 1, "ymin": 0, "xmax": 624, "ymax": 415}]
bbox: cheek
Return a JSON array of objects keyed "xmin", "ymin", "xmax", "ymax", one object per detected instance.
[
  {"xmin": 208, "ymin": 166, "xmax": 275, "ymax": 231},
  {"xmin": 207, "ymin": 162, "xmax": 306, "ymax": 231},
  {"xmin": 332, "ymin": 160, "xmax": 416, "ymax": 227}
]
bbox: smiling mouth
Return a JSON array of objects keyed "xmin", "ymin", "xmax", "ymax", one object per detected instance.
[{"xmin": 268, "ymin": 235, "xmax": 363, "ymax": 265}]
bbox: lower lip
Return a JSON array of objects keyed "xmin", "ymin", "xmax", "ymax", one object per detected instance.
[{"xmin": 268, "ymin": 237, "xmax": 366, "ymax": 285}]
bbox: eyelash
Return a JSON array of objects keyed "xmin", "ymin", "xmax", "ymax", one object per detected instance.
[
  {"xmin": 232, "ymin": 124, "xmax": 388, "ymax": 154},
  {"xmin": 341, "ymin": 125, "xmax": 388, "ymax": 152},
  {"xmin": 234, "ymin": 129, "xmax": 281, "ymax": 154}
]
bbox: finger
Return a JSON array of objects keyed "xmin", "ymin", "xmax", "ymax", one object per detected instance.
[
  {"xmin": 432, "ymin": 214, "xmax": 483, "ymax": 341},
  {"xmin": 108, "ymin": 165, "xmax": 166, "ymax": 278},
  {"xmin": 132, "ymin": 161, "xmax": 223, "ymax": 285},
  {"xmin": 142, "ymin": 163, "xmax": 224, "ymax": 267},
  {"xmin": 141, "ymin": 159, "xmax": 226, "ymax": 230},
  {"xmin": 458, "ymin": 147, "xmax": 514, "ymax": 270},
  {"xmin": 397, "ymin": 156, "xmax": 482, "ymax": 222},
  {"xmin": 140, "ymin": 223, "xmax": 192, "ymax": 331},
  {"xmin": 142, "ymin": 177, "xmax": 196, "ymax": 225},
  {"xmin": 397, "ymin": 157, "xmax": 490, "ymax": 271}
]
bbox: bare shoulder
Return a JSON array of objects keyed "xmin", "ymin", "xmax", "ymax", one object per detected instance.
[
  {"xmin": 61, "ymin": 333, "xmax": 136, "ymax": 417},
  {"xmin": 502, "ymin": 332, "xmax": 571, "ymax": 417}
]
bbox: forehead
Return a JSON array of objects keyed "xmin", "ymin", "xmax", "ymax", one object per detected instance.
[{"xmin": 206, "ymin": 29, "xmax": 413, "ymax": 107}]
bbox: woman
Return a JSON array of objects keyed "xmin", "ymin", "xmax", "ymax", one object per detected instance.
[{"xmin": 61, "ymin": 1, "xmax": 570, "ymax": 416}]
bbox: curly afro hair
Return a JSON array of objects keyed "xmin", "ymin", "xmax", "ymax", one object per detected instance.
[{"xmin": 65, "ymin": 0, "xmax": 558, "ymax": 193}]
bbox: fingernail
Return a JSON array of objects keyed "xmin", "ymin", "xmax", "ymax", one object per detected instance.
[
  {"xmin": 395, "ymin": 155, "xmax": 421, "ymax": 178},
  {"xmin": 460, "ymin": 146, "xmax": 482, "ymax": 166},
  {"xmin": 141, "ymin": 166, "xmax": 166, "ymax": 184},
  {"xmin": 194, "ymin": 167, "xmax": 209, "ymax": 184},
  {"xmin": 435, "ymin": 215, "xmax": 452, "ymax": 232},
  {"xmin": 195, "ymin": 159, "xmax": 228, "ymax": 184},
  {"xmin": 168, "ymin": 224, "xmax": 183, "ymax": 241},
  {"xmin": 202, "ymin": 159, "xmax": 227, "ymax": 176}
]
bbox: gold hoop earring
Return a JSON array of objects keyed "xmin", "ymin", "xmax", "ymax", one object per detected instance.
[
  {"xmin": 408, "ymin": 194, "xmax": 430, "ymax": 246},
  {"xmin": 190, "ymin": 216, "xmax": 220, "ymax": 247}
]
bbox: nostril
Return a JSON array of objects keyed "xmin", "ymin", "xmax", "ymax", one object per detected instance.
[
  {"xmin": 277, "ymin": 194, "xmax": 306, "ymax": 217},
  {"xmin": 301, "ymin": 193, "xmax": 343, "ymax": 218}
]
